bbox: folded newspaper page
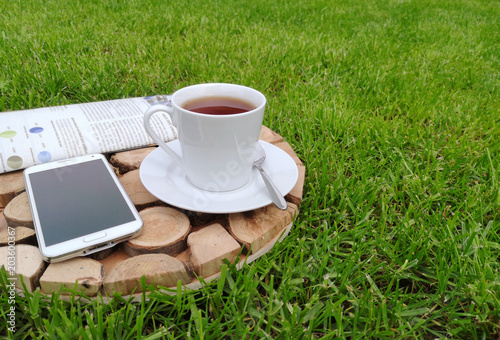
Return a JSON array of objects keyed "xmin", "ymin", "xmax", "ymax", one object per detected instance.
[{"xmin": 0, "ymin": 95, "xmax": 176, "ymax": 173}]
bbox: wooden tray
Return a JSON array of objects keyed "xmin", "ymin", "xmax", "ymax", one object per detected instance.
[{"xmin": 0, "ymin": 126, "xmax": 305, "ymax": 301}]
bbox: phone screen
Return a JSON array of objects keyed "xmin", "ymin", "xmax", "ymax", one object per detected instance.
[{"xmin": 28, "ymin": 159, "xmax": 136, "ymax": 246}]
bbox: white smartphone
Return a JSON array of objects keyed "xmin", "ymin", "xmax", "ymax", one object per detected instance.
[{"xmin": 24, "ymin": 154, "xmax": 143, "ymax": 263}]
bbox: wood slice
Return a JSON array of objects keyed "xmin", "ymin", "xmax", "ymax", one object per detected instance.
[
  {"xmin": 119, "ymin": 169, "xmax": 159, "ymax": 210},
  {"xmin": 88, "ymin": 246, "xmax": 115, "ymax": 261},
  {"xmin": 124, "ymin": 206, "xmax": 191, "ymax": 257},
  {"xmin": 286, "ymin": 164, "xmax": 306, "ymax": 206},
  {"xmin": 40, "ymin": 258, "xmax": 104, "ymax": 296},
  {"xmin": 0, "ymin": 211, "xmax": 7, "ymax": 232},
  {"xmin": 103, "ymin": 253, "xmax": 192, "ymax": 295},
  {"xmin": 260, "ymin": 125, "xmax": 284, "ymax": 144},
  {"xmin": 110, "ymin": 147, "xmax": 156, "ymax": 174},
  {"xmin": 0, "ymin": 170, "xmax": 25, "ymax": 208},
  {"xmin": 228, "ymin": 203, "xmax": 298, "ymax": 255},
  {"xmin": 3, "ymin": 192, "xmax": 34, "ymax": 228},
  {"xmin": 0, "ymin": 244, "xmax": 46, "ymax": 293},
  {"xmin": 178, "ymin": 209, "xmax": 223, "ymax": 227},
  {"xmin": 99, "ymin": 246, "xmax": 131, "ymax": 275},
  {"xmin": 187, "ymin": 223, "xmax": 242, "ymax": 278},
  {"xmin": 0, "ymin": 226, "xmax": 37, "ymax": 246},
  {"xmin": 174, "ymin": 248, "xmax": 193, "ymax": 273}
]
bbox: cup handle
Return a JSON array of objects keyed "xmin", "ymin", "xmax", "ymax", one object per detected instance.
[{"xmin": 143, "ymin": 105, "xmax": 183, "ymax": 169}]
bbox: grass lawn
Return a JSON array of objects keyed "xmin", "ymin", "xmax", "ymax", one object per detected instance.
[{"xmin": 1, "ymin": 0, "xmax": 499, "ymax": 338}]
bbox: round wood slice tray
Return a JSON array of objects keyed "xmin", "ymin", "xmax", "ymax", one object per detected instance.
[{"xmin": 0, "ymin": 126, "xmax": 305, "ymax": 302}]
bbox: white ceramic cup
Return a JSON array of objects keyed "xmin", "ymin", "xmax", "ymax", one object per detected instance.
[{"xmin": 143, "ymin": 83, "xmax": 266, "ymax": 192}]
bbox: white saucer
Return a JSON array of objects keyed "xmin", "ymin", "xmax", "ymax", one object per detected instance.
[{"xmin": 139, "ymin": 140, "xmax": 299, "ymax": 213}]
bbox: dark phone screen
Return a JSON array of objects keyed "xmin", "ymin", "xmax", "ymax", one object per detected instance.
[{"xmin": 28, "ymin": 159, "xmax": 136, "ymax": 246}]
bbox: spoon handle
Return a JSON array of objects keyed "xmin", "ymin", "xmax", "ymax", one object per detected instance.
[{"xmin": 255, "ymin": 165, "xmax": 288, "ymax": 210}]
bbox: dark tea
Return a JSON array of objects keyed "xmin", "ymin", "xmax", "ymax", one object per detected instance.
[{"xmin": 182, "ymin": 96, "xmax": 256, "ymax": 115}]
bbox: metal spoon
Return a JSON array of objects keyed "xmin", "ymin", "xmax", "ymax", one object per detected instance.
[{"xmin": 253, "ymin": 143, "xmax": 288, "ymax": 210}]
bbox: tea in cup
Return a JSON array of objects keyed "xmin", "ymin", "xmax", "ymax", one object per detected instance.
[{"xmin": 143, "ymin": 83, "xmax": 266, "ymax": 192}]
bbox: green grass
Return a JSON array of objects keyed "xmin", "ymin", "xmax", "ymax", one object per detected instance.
[{"xmin": 1, "ymin": 0, "xmax": 499, "ymax": 338}]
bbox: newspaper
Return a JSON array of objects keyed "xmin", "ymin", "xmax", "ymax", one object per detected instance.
[{"xmin": 0, "ymin": 95, "xmax": 176, "ymax": 173}]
